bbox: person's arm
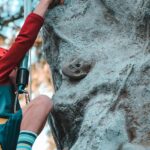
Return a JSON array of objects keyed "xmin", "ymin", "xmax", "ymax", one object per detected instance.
[
  {"xmin": 0, "ymin": 0, "xmax": 63, "ymax": 84},
  {"xmin": 34, "ymin": 0, "xmax": 64, "ymax": 17},
  {"xmin": 0, "ymin": 13, "xmax": 44, "ymax": 84}
]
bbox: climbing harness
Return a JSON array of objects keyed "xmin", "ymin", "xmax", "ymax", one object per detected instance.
[{"xmin": 14, "ymin": 90, "xmax": 30, "ymax": 113}]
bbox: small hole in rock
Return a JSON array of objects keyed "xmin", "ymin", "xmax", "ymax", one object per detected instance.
[{"xmin": 76, "ymin": 63, "xmax": 81, "ymax": 68}]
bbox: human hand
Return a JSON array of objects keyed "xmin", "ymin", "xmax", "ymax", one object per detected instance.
[
  {"xmin": 48, "ymin": 0, "xmax": 64, "ymax": 9},
  {"xmin": 40, "ymin": 0, "xmax": 64, "ymax": 6},
  {"xmin": 34, "ymin": 0, "xmax": 64, "ymax": 17}
]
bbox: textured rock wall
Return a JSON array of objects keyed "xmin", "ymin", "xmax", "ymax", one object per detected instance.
[{"xmin": 42, "ymin": 0, "xmax": 150, "ymax": 150}]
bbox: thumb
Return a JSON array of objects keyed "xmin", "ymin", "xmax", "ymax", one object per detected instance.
[{"xmin": 59, "ymin": 0, "xmax": 64, "ymax": 4}]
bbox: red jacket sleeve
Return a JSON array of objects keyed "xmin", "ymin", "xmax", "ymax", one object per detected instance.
[{"xmin": 0, "ymin": 13, "xmax": 44, "ymax": 84}]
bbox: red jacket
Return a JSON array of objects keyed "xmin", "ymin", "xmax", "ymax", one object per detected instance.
[{"xmin": 0, "ymin": 13, "xmax": 44, "ymax": 84}]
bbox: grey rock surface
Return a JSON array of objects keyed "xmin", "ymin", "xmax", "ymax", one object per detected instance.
[{"xmin": 42, "ymin": 0, "xmax": 150, "ymax": 149}]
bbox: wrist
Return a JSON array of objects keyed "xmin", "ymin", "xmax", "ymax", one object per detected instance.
[
  {"xmin": 39, "ymin": 1, "xmax": 50, "ymax": 7},
  {"xmin": 33, "ymin": 1, "xmax": 49, "ymax": 17},
  {"xmin": 40, "ymin": 0, "xmax": 53, "ymax": 6}
]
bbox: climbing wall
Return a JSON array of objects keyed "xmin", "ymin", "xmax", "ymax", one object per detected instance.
[{"xmin": 42, "ymin": 0, "xmax": 150, "ymax": 149}]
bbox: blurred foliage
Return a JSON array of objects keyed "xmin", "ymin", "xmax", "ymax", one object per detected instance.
[
  {"xmin": 0, "ymin": 0, "xmax": 38, "ymax": 38},
  {"xmin": 0, "ymin": 1, "xmax": 23, "ymax": 31}
]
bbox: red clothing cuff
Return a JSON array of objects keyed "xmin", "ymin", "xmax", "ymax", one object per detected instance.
[{"xmin": 27, "ymin": 13, "xmax": 44, "ymax": 25}]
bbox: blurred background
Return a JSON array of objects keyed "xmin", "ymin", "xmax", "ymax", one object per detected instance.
[{"xmin": 0, "ymin": 0, "xmax": 56, "ymax": 150}]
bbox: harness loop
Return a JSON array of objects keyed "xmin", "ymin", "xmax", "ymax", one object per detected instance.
[{"xmin": 14, "ymin": 90, "xmax": 30, "ymax": 113}]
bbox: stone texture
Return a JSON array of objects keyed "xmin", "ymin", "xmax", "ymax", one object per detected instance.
[{"xmin": 42, "ymin": 0, "xmax": 150, "ymax": 149}]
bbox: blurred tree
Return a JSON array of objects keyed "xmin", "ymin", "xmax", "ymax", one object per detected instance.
[
  {"xmin": 0, "ymin": 1, "xmax": 24, "ymax": 34},
  {"xmin": 0, "ymin": 0, "xmax": 38, "ymax": 39}
]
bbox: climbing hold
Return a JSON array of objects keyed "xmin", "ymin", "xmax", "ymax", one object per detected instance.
[{"xmin": 62, "ymin": 58, "xmax": 92, "ymax": 80}]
